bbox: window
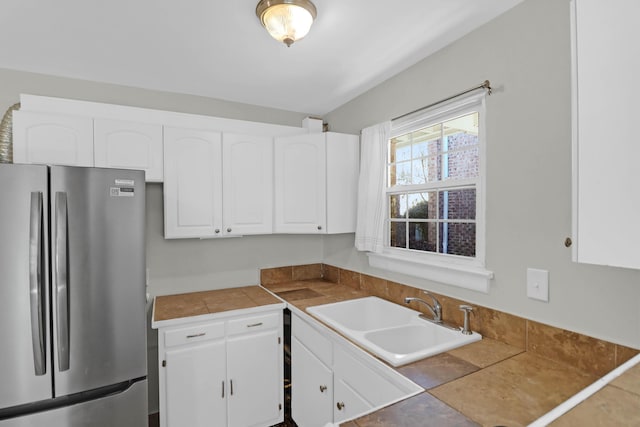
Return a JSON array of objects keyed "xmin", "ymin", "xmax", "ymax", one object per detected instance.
[
  {"xmin": 367, "ymin": 91, "xmax": 493, "ymax": 292},
  {"xmin": 388, "ymin": 111, "xmax": 479, "ymax": 257}
]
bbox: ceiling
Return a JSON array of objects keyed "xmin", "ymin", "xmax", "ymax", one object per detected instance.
[{"xmin": 0, "ymin": 0, "xmax": 523, "ymax": 115}]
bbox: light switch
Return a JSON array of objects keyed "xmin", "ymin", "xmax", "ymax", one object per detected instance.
[{"xmin": 527, "ymin": 268, "xmax": 549, "ymax": 302}]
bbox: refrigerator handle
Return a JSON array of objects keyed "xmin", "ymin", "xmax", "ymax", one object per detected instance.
[
  {"xmin": 29, "ymin": 192, "xmax": 46, "ymax": 376},
  {"xmin": 55, "ymin": 192, "xmax": 70, "ymax": 372}
]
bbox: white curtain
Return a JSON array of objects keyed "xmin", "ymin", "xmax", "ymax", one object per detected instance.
[{"xmin": 355, "ymin": 121, "xmax": 390, "ymax": 253}]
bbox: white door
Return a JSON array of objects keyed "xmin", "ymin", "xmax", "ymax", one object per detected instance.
[
  {"xmin": 274, "ymin": 133, "xmax": 326, "ymax": 233},
  {"xmin": 222, "ymin": 133, "xmax": 273, "ymax": 235},
  {"xmin": 94, "ymin": 118, "xmax": 163, "ymax": 181},
  {"xmin": 163, "ymin": 127, "xmax": 223, "ymax": 238},
  {"xmin": 164, "ymin": 341, "xmax": 227, "ymax": 427},
  {"xmin": 12, "ymin": 110, "xmax": 93, "ymax": 166},
  {"xmin": 291, "ymin": 337, "xmax": 333, "ymax": 427},
  {"xmin": 227, "ymin": 329, "xmax": 282, "ymax": 427}
]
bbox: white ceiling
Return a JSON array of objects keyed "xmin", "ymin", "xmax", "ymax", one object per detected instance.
[{"xmin": 0, "ymin": 0, "xmax": 523, "ymax": 115}]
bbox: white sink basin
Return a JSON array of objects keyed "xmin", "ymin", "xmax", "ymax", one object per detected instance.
[{"xmin": 307, "ymin": 296, "xmax": 481, "ymax": 367}]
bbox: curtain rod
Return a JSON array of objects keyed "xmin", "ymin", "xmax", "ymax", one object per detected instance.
[{"xmin": 392, "ymin": 80, "xmax": 492, "ymax": 122}]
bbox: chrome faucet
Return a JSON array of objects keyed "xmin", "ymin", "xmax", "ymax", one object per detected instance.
[{"xmin": 404, "ymin": 291, "xmax": 442, "ymax": 324}]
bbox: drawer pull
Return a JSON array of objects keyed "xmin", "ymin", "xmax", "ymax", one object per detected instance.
[
  {"xmin": 336, "ymin": 402, "xmax": 345, "ymax": 410},
  {"xmin": 246, "ymin": 322, "xmax": 263, "ymax": 328},
  {"xmin": 186, "ymin": 332, "xmax": 206, "ymax": 339},
  {"xmin": 319, "ymin": 385, "xmax": 327, "ymax": 393}
]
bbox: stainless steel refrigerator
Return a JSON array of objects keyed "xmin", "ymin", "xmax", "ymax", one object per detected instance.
[{"xmin": 0, "ymin": 164, "xmax": 147, "ymax": 426}]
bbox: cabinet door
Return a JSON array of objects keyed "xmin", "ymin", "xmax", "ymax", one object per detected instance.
[
  {"xmin": 94, "ymin": 118, "xmax": 163, "ymax": 182},
  {"xmin": 291, "ymin": 337, "xmax": 333, "ymax": 427},
  {"xmin": 333, "ymin": 376, "xmax": 371, "ymax": 424},
  {"xmin": 274, "ymin": 133, "xmax": 326, "ymax": 233},
  {"xmin": 227, "ymin": 329, "xmax": 283, "ymax": 427},
  {"xmin": 572, "ymin": 0, "xmax": 640, "ymax": 269},
  {"xmin": 164, "ymin": 340, "xmax": 227, "ymax": 427},
  {"xmin": 163, "ymin": 127, "xmax": 223, "ymax": 238},
  {"xmin": 222, "ymin": 133, "xmax": 273, "ymax": 235},
  {"xmin": 12, "ymin": 110, "xmax": 93, "ymax": 166},
  {"xmin": 326, "ymin": 132, "xmax": 360, "ymax": 234}
]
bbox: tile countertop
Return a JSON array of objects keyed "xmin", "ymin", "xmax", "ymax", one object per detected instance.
[
  {"xmin": 262, "ymin": 279, "xmax": 640, "ymax": 427},
  {"xmin": 151, "ymin": 285, "xmax": 285, "ymax": 328}
]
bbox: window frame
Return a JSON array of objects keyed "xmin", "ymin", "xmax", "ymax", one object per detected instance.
[{"xmin": 368, "ymin": 90, "xmax": 493, "ymax": 293}]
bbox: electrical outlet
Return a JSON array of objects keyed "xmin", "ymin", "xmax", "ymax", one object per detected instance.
[{"xmin": 527, "ymin": 268, "xmax": 549, "ymax": 302}]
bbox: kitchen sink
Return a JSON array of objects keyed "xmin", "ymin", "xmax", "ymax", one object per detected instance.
[{"xmin": 307, "ymin": 296, "xmax": 481, "ymax": 367}]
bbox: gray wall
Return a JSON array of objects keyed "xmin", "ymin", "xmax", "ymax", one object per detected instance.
[{"xmin": 323, "ymin": 0, "xmax": 640, "ymax": 350}]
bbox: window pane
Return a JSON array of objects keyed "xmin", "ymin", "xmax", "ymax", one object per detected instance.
[
  {"xmin": 443, "ymin": 113, "xmax": 479, "ymax": 149},
  {"xmin": 444, "ymin": 147, "xmax": 479, "ymax": 180},
  {"xmin": 390, "ymin": 221, "xmax": 407, "ymax": 248},
  {"xmin": 411, "ymin": 156, "xmax": 440, "ymax": 184},
  {"xmin": 439, "ymin": 222, "xmax": 476, "ymax": 257},
  {"xmin": 389, "ymin": 194, "xmax": 407, "ymax": 219},
  {"xmin": 408, "ymin": 192, "xmax": 436, "ymax": 219},
  {"xmin": 409, "ymin": 222, "xmax": 437, "ymax": 252},
  {"xmin": 391, "ymin": 161, "xmax": 411, "ymax": 186},
  {"xmin": 412, "ymin": 124, "xmax": 441, "ymax": 157},
  {"xmin": 390, "ymin": 135, "xmax": 411, "ymax": 163},
  {"xmin": 438, "ymin": 189, "xmax": 476, "ymax": 220}
]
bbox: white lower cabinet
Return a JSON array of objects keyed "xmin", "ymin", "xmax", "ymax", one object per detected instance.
[
  {"xmin": 291, "ymin": 313, "xmax": 422, "ymax": 426},
  {"xmin": 157, "ymin": 310, "xmax": 284, "ymax": 427}
]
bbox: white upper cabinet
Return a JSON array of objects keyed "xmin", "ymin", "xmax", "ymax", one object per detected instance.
[
  {"xmin": 274, "ymin": 132, "xmax": 359, "ymax": 234},
  {"xmin": 163, "ymin": 127, "xmax": 223, "ymax": 239},
  {"xmin": 94, "ymin": 119, "xmax": 163, "ymax": 181},
  {"xmin": 12, "ymin": 110, "xmax": 93, "ymax": 166},
  {"xmin": 274, "ymin": 133, "xmax": 326, "ymax": 234},
  {"xmin": 222, "ymin": 133, "xmax": 273, "ymax": 235},
  {"xmin": 571, "ymin": 0, "xmax": 640, "ymax": 269}
]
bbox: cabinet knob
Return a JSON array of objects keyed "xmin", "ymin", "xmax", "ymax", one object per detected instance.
[
  {"xmin": 227, "ymin": 227, "xmax": 232, "ymax": 233},
  {"xmin": 336, "ymin": 402, "xmax": 345, "ymax": 410},
  {"xmin": 319, "ymin": 385, "xmax": 327, "ymax": 393},
  {"xmin": 214, "ymin": 229, "xmax": 220, "ymax": 234},
  {"xmin": 317, "ymin": 225, "xmax": 322, "ymax": 230}
]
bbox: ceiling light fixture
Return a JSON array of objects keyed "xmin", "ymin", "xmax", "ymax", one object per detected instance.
[{"xmin": 256, "ymin": 0, "xmax": 317, "ymax": 47}]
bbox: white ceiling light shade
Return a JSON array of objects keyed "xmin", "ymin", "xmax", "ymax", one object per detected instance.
[{"xmin": 256, "ymin": 0, "xmax": 317, "ymax": 47}]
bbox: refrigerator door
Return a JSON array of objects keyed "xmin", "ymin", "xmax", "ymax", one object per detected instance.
[
  {"xmin": 0, "ymin": 164, "xmax": 52, "ymax": 409},
  {"xmin": 50, "ymin": 166, "xmax": 146, "ymax": 396}
]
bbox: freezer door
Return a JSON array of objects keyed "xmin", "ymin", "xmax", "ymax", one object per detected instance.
[
  {"xmin": 50, "ymin": 166, "xmax": 146, "ymax": 396},
  {"xmin": 0, "ymin": 164, "xmax": 52, "ymax": 409}
]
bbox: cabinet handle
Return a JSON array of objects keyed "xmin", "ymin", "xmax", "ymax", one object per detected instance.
[
  {"xmin": 215, "ymin": 229, "xmax": 220, "ymax": 234},
  {"xmin": 336, "ymin": 402, "xmax": 345, "ymax": 410},
  {"xmin": 246, "ymin": 322, "xmax": 263, "ymax": 328},
  {"xmin": 227, "ymin": 227, "xmax": 232, "ymax": 233},
  {"xmin": 230, "ymin": 379, "xmax": 234, "ymax": 396},
  {"xmin": 186, "ymin": 332, "xmax": 206, "ymax": 339},
  {"xmin": 221, "ymin": 381, "xmax": 225, "ymax": 398},
  {"xmin": 319, "ymin": 385, "xmax": 327, "ymax": 393},
  {"xmin": 317, "ymin": 225, "xmax": 322, "ymax": 230}
]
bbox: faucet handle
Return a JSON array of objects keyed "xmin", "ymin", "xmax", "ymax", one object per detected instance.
[{"xmin": 459, "ymin": 305, "xmax": 474, "ymax": 335}]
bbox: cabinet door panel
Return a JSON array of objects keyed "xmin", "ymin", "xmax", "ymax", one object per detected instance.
[
  {"xmin": 333, "ymin": 376, "xmax": 371, "ymax": 424},
  {"xmin": 227, "ymin": 329, "xmax": 282, "ymax": 427},
  {"xmin": 274, "ymin": 133, "xmax": 326, "ymax": 233},
  {"xmin": 572, "ymin": 0, "xmax": 640, "ymax": 268},
  {"xmin": 222, "ymin": 133, "xmax": 273, "ymax": 235},
  {"xmin": 165, "ymin": 340, "xmax": 226, "ymax": 427},
  {"xmin": 163, "ymin": 127, "xmax": 222, "ymax": 238},
  {"xmin": 12, "ymin": 111, "xmax": 93, "ymax": 166},
  {"xmin": 94, "ymin": 119, "xmax": 163, "ymax": 181},
  {"xmin": 291, "ymin": 337, "xmax": 333, "ymax": 427}
]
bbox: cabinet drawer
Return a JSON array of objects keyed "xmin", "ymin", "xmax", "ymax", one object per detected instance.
[
  {"xmin": 227, "ymin": 312, "xmax": 280, "ymax": 336},
  {"xmin": 292, "ymin": 314, "xmax": 332, "ymax": 367},
  {"xmin": 164, "ymin": 322, "xmax": 225, "ymax": 348}
]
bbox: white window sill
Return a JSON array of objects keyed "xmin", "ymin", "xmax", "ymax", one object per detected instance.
[{"xmin": 367, "ymin": 250, "xmax": 493, "ymax": 293}]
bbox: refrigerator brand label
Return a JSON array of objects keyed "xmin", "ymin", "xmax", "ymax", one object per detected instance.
[
  {"xmin": 115, "ymin": 179, "xmax": 135, "ymax": 186},
  {"xmin": 110, "ymin": 187, "xmax": 135, "ymax": 197}
]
